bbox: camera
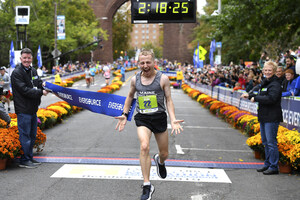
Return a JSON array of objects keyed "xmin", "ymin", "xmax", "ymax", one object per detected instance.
[{"xmin": 0, "ymin": 87, "xmax": 8, "ymax": 96}]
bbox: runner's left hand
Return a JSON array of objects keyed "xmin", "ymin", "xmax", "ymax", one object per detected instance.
[{"xmin": 171, "ymin": 119, "xmax": 184, "ymax": 135}]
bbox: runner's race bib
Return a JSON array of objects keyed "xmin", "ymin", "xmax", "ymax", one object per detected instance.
[{"xmin": 138, "ymin": 95, "xmax": 158, "ymax": 113}]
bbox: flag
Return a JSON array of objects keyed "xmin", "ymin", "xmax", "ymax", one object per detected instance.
[
  {"xmin": 9, "ymin": 41, "xmax": 15, "ymax": 68},
  {"xmin": 193, "ymin": 47, "xmax": 198, "ymax": 68},
  {"xmin": 193, "ymin": 43, "xmax": 207, "ymax": 68},
  {"xmin": 209, "ymin": 39, "xmax": 216, "ymax": 66},
  {"xmin": 196, "ymin": 43, "xmax": 200, "ymax": 67},
  {"xmin": 37, "ymin": 45, "xmax": 43, "ymax": 68}
]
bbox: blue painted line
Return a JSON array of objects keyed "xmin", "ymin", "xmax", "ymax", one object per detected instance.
[{"xmin": 34, "ymin": 156, "xmax": 263, "ymax": 169}]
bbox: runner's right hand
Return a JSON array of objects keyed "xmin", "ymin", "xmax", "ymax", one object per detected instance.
[{"xmin": 115, "ymin": 115, "xmax": 127, "ymax": 132}]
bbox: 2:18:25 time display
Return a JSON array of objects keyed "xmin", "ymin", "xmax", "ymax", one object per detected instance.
[{"xmin": 138, "ymin": 2, "xmax": 189, "ymax": 14}]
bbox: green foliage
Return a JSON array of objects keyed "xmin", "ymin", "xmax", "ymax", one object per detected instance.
[
  {"xmin": 141, "ymin": 41, "xmax": 162, "ymax": 59},
  {"xmin": 0, "ymin": 0, "xmax": 107, "ymax": 67},
  {"xmin": 193, "ymin": 0, "xmax": 300, "ymax": 65},
  {"xmin": 112, "ymin": 8, "xmax": 132, "ymax": 60}
]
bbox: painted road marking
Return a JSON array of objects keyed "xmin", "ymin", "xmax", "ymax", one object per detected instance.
[
  {"xmin": 34, "ymin": 156, "xmax": 263, "ymax": 169},
  {"xmin": 51, "ymin": 164, "xmax": 232, "ymax": 183},
  {"xmin": 175, "ymin": 144, "xmax": 185, "ymax": 154},
  {"xmin": 175, "ymin": 145, "xmax": 251, "ymax": 155},
  {"xmin": 176, "ymin": 144, "xmax": 251, "ymax": 153},
  {"xmin": 191, "ymin": 194, "xmax": 208, "ymax": 200},
  {"xmin": 168, "ymin": 124, "xmax": 231, "ymax": 130}
]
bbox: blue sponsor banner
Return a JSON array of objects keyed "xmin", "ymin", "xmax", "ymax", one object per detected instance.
[
  {"xmin": 161, "ymin": 71, "xmax": 177, "ymax": 77},
  {"xmin": 232, "ymin": 91, "xmax": 241, "ymax": 108},
  {"xmin": 45, "ymin": 82, "xmax": 136, "ymax": 121},
  {"xmin": 186, "ymin": 81, "xmax": 300, "ymax": 130},
  {"xmin": 218, "ymin": 87, "xmax": 226, "ymax": 102},
  {"xmin": 212, "ymin": 86, "xmax": 219, "ymax": 99},
  {"xmin": 224, "ymin": 89, "xmax": 232, "ymax": 105},
  {"xmin": 282, "ymin": 97, "xmax": 300, "ymax": 130},
  {"xmin": 207, "ymin": 85, "xmax": 212, "ymax": 96}
]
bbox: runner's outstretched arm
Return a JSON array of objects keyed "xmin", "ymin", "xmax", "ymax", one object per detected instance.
[
  {"xmin": 115, "ymin": 76, "xmax": 136, "ymax": 132},
  {"xmin": 161, "ymin": 74, "xmax": 184, "ymax": 135}
]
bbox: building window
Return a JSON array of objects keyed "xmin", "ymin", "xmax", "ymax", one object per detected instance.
[{"xmin": 153, "ymin": 36, "xmax": 156, "ymax": 39}]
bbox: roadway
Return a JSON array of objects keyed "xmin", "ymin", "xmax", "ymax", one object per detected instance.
[{"xmin": 1, "ymin": 70, "xmax": 300, "ymax": 200}]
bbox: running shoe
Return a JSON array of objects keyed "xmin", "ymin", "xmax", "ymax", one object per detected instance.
[
  {"xmin": 153, "ymin": 153, "xmax": 167, "ymax": 179},
  {"xmin": 141, "ymin": 184, "xmax": 155, "ymax": 200},
  {"xmin": 18, "ymin": 161, "xmax": 38, "ymax": 169}
]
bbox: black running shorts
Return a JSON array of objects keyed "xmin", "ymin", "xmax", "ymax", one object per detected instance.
[{"xmin": 134, "ymin": 112, "xmax": 167, "ymax": 134}]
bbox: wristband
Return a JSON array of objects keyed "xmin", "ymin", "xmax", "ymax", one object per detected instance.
[{"xmin": 122, "ymin": 112, "xmax": 128, "ymax": 119}]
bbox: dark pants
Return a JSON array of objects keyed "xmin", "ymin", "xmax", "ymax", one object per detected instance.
[
  {"xmin": 260, "ymin": 122, "xmax": 279, "ymax": 170},
  {"xmin": 121, "ymin": 74, "xmax": 125, "ymax": 82},
  {"xmin": 17, "ymin": 113, "xmax": 38, "ymax": 163}
]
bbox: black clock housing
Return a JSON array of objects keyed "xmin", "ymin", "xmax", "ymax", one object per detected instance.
[{"xmin": 131, "ymin": 0, "xmax": 196, "ymax": 24}]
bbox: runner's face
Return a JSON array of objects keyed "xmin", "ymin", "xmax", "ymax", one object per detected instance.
[
  {"xmin": 20, "ymin": 53, "xmax": 32, "ymax": 68},
  {"xmin": 139, "ymin": 55, "xmax": 154, "ymax": 77}
]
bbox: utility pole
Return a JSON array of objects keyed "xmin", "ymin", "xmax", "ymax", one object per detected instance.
[
  {"xmin": 218, "ymin": 0, "xmax": 222, "ymax": 65},
  {"xmin": 54, "ymin": 2, "xmax": 58, "ymax": 66}
]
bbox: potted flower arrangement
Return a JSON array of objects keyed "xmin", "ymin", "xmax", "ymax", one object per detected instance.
[
  {"xmin": 246, "ymin": 133, "xmax": 264, "ymax": 159},
  {"xmin": 0, "ymin": 127, "xmax": 22, "ymax": 170},
  {"xmin": 289, "ymin": 143, "xmax": 300, "ymax": 170}
]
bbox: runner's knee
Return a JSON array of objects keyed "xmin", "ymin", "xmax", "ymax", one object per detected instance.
[{"xmin": 140, "ymin": 142, "xmax": 150, "ymax": 154}]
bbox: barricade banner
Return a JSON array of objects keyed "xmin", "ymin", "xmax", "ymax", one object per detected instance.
[
  {"xmin": 44, "ymin": 82, "xmax": 136, "ymax": 121},
  {"xmin": 186, "ymin": 80, "xmax": 299, "ymax": 130},
  {"xmin": 225, "ymin": 88, "xmax": 233, "ymax": 105},
  {"xmin": 161, "ymin": 71, "xmax": 177, "ymax": 77},
  {"xmin": 282, "ymin": 97, "xmax": 300, "ymax": 130},
  {"xmin": 212, "ymin": 86, "xmax": 219, "ymax": 99},
  {"xmin": 219, "ymin": 87, "xmax": 226, "ymax": 102},
  {"xmin": 207, "ymin": 85, "xmax": 212, "ymax": 96},
  {"xmin": 232, "ymin": 91, "xmax": 242, "ymax": 108}
]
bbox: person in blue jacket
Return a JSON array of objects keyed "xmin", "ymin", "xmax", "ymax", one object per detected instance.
[{"xmin": 282, "ymin": 69, "xmax": 297, "ymax": 97}]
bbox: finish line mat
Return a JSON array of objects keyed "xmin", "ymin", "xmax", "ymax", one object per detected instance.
[{"xmin": 51, "ymin": 164, "xmax": 232, "ymax": 183}]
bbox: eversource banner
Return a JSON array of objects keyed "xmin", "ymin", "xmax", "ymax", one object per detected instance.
[
  {"xmin": 188, "ymin": 81, "xmax": 300, "ymax": 130},
  {"xmin": 45, "ymin": 82, "xmax": 136, "ymax": 121},
  {"xmin": 57, "ymin": 15, "xmax": 65, "ymax": 40}
]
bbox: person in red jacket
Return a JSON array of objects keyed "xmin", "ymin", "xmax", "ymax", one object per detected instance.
[{"xmin": 238, "ymin": 72, "xmax": 246, "ymax": 89}]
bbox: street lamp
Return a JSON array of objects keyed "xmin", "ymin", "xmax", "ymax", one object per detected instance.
[{"xmin": 211, "ymin": 0, "xmax": 221, "ymax": 16}]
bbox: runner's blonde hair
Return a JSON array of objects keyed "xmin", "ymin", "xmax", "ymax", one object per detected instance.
[{"xmin": 138, "ymin": 49, "xmax": 155, "ymax": 61}]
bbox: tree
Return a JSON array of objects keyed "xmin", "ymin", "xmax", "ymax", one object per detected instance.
[
  {"xmin": 193, "ymin": 0, "xmax": 300, "ymax": 65},
  {"xmin": 112, "ymin": 5, "xmax": 132, "ymax": 60},
  {"xmin": 0, "ymin": 0, "xmax": 107, "ymax": 67},
  {"xmin": 141, "ymin": 41, "xmax": 162, "ymax": 59}
]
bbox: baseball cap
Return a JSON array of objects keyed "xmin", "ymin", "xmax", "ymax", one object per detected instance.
[{"xmin": 0, "ymin": 66, "xmax": 6, "ymax": 70}]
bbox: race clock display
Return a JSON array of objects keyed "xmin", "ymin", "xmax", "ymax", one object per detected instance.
[{"xmin": 131, "ymin": 0, "xmax": 196, "ymax": 24}]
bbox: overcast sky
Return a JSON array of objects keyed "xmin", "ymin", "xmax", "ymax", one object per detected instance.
[{"xmin": 198, "ymin": 0, "xmax": 207, "ymax": 14}]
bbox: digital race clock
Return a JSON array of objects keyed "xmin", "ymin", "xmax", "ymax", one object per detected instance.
[{"xmin": 131, "ymin": 0, "xmax": 196, "ymax": 24}]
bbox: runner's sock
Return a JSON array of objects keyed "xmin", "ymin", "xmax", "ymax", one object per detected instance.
[{"xmin": 143, "ymin": 182, "xmax": 151, "ymax": 186}]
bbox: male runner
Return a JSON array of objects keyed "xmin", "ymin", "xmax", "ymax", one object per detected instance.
[{"xmin": 115, "ymin": 50, "xmax": 183, "ymax": 200}]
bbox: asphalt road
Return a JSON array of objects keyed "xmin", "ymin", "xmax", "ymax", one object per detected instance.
[{"xmin": 1, "ymin": 70, "xmax": 300, "ymax": 200}]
